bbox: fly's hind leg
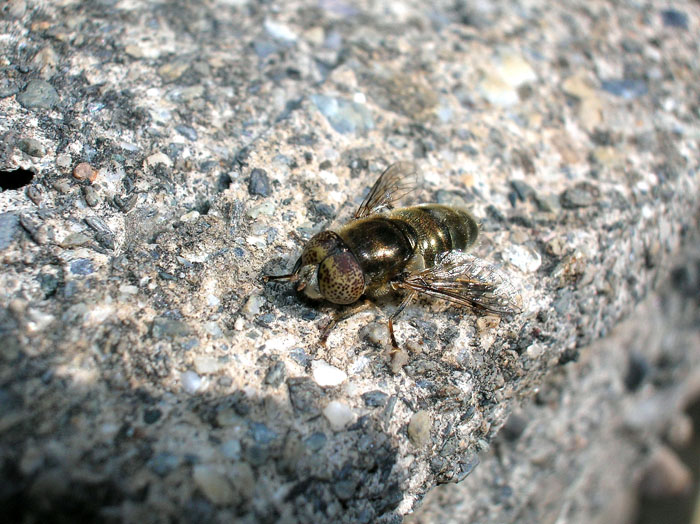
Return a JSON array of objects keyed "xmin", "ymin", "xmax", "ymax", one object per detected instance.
[
  {"xmin": 387, "ymin": 291, "xmax": 418, "ymax": 351},
  {"xmin": 319, "ymin": 299, "xmax": 374, "ymax": 345}
]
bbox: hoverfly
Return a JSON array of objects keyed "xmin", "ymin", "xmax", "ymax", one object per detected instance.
[{"xmin": 263, "ymin": 162, "xmax": 521, "ymax": 349}]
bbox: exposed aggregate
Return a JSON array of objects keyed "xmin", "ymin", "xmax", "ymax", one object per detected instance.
[{"xmin": 0, "ymin": 0, "xmax": 699, "ymax": 522}]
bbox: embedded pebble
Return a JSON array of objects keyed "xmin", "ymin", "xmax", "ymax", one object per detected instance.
[
  {"xmin": 408, "ymin": 410, "xmax": 431, "ymax": 447},
  {"xmin": 143, "ymin": 408, "xmax": 162, "ymax": 424},
  {"xmin": 148, "ymin": 452, "xmax": 180, "ymax": 476},
  {"xmin": 194, "ymin": 356, "xmax": 221, "ymax": 374},
  {"xmin": 0, "ymin": 213, "xmax": 19, "ymax": 250},
  {"xmin": 175, "ymin": 125, "xmax": 198, "ymax": 141},
  {"xmin": 502, "ymin": 245, "xmax": 542, "ymax": 273},
  {"xmin": 661, "ymin": 9, "xmax": 688, "ymax": 29},
  {"xmin": 264, "ymin": 361, "xmax": 286, "ymax": 387},
  {"xmin": 242, "ymin": 294, "xmax": 265, "ymax": 318},
  {"xmin": 312, "ymin": 94, "xmax": 374, "ymax": 134},
  {"xmin": 493, "ymin": 51, "xmax": 537, "ymax": 88},
  {"xmin": 69, "ymin": 259, "xmax": 95, "ymax": 275},
  {"xmin": 181, "ymin": 370, "xmax": 203, "ymax": 394},
  {"xmin": 73, "ymin": 162, "xmax": 98, "ymax": 183},
  {"xmin": 60, "ymin": 232, "xmax": 91, "ymax": 248},
  {"xmin": 229, "ymin": 462, "xmax": 256, "ymax": 501},
  {"xmin": 478, "ymin": 74, "xmax": 518, "ymax": 107},
  {"xmin": 158, "ymin": 61, "xmax": 189, "ymax": 82},
  {"xmin": 264, "ymin": 19, "xmax": 298, "ymax": 42},
  {"xmin": 640, "ymin": 446, "xmax": 692, "ymax": 497},
  {"xmin": 193, "ymin": 464, "xmax": 236, "ymax": 505},
  {"xmin": 323, "ymin": 401, "xmax": 355, "ymax": 431},
  {"xmin": 560, "ymin": 183, "xmax": 600, "ymax": 208},
  {"xmin": 18, "ymin": 138, "xmax": 45, "ymax": 157},
  {"xmin": 145, "ymin": 152, "xmax": 173, "ymax": 168},
  {"xmin": 248, "ymin": 168, "xmax": 271, "ymax": 197},
  {"xmin": 312, "ymin": 360, "xmax": 348, "ymax": 387},
  {"xmin": 304, "ymin": 432, "xmax": 327, "ymax": 452},
  {"xmin": 17, "ymin": 79, "xmax": 59, "ymax": 109},
  {"xmin": 82, "ymin": 186, "xmax": 100, "ymax": 207},
  {"xmin": 220, "ymin": 439, "xmax": 241, "ymax": 460},
  {"xmin": 362, "ymin": 390, "xmax": 389, "ymax": 407},
  {"xmin": 601, "ymin": 79, "xmax": 648, "ymax": 100},
  {"xmin": 361, "ymin": 322, "xmax": 389, "ymax": 346},
  {"xmin": 390, "ymin": 350, "xmax": 409, "ymax": 374}
]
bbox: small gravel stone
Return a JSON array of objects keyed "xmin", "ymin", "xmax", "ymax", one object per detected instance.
[
  {"xmin": 60, "ymin": 232, "xmax": 91, "ymax": 248},
  {"xmin": 250, "ymin": 422, "xmax": 278, "ymax": 444},
  {"xmin": 73, "ymin": 162, "xmax": 98, "ymax": 183},
  {"xmin": 312, "ymin": 94, "xmax": 374, "ymax": 134},
  {"xmin": 82, "ymin": 185, "xmax": 100, "ymax": 207},
  {"xmin": 560, "ymin": 183, "xmax": 600, "ymax": 208},
  {"xmin": 600, "ymin": 79, "xmax": 648, "ymax": 100},
  {"xmin": 152, "ymin": 317, "xmax": 192, "ymax": 339},
  {"xmin": 194, "ymin": 356, "xmax": 221, "ymax": 374},
  {"xmin": 158, "ymin": 60, "xmax": 189, "ymax": 82},
  {"xmin": 502, "ymin": 244, "xmax": 542, "ymax": 273},
  {"xmin": 175, "ymin": 125, "xmax": 198, "ymax": 141},
  {"xmin": 408, "ymin": 410, "xmax": 432, "ymax": 447},
  {"xmin": 143, "ymin": 408, "xmax": 162, "ymax": 424},
  {"xmin": 323, "ymin": 401, "xmax": 355, "ymax": 431},
  {"xmin": 220, "ymin": 439, "xmax": 241, "ymax": 460},
  {"xmin": 56, "ymin": 153, "xmax": 71, "ymax": 170},
  {"xmin": 640, "ymin": 446, "xmax": 692, "ymax": 497},
  {"xmin": 148, "ymin": 452, "xmax": 180, "ymax": 476},
  {"xmin": 361, "ymin": 322, "xmax": 389, "ymax": 346},
  {"xmin": 229, "ymin": 462, "xmax": 256, "ymax": 501},
  {"xmin": 18, "ymin": 138, "xmax": 45, "ymax": 157},
  {"xmin": 311, "ymin": 360, "xmax": 348, "ymax": 387},
  {"xmin": 263, "ymin": 361, "xmax": 286, "ymax": 387},
  {"xmin": 69, "ymin": 258, "xmax": 95, "ymax": 275},
  {"xmin": 264, "ymin": 19, "xmax": 298, "ymax": 42},
  {"xmin": 248, "ymin": 168, "xmax": 270, "ymax": 197},
  {"xmin": 362, "ymin": 390, "xmax": 389, "ymax": 408},
  {"xmin": 17, "ymin": 79, "xmax": 59, "ymax": 109},
  {"xmin": 304, "ymin": 432, "xmax": 327, "ymax": 452},
  {"xmin": 242, "ymin": 294, "xmax": 265, "ymax": 318},
  {"xmin": 661, "ymin": 9, "xmax": 688, "ymax": 29},
  {"xmin": 193, "ymin": 464, "xmax": 236, "ymax": 505},
  {"xmin": 0, "ymin": 213, "xmax": 20, "ymax": 250},
  {"xmin": 181, "ymin": 370, "xmax": 203, "ymax": 394},
  {"xmin": 287, "ymin": 377, "xmax": 322, "ymax": 415},
  {"xmin": 390, "ymin": 350, "xmax": 409, "ymax": 374}
]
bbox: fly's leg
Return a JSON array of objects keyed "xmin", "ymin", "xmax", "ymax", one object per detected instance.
[
  {"xmin": 387, "ymin": 291, "xmax": 417, "ymax": 351},
  {"xmin": 319, "ymin": 299, "xmax": 374, "ymax": 345}
]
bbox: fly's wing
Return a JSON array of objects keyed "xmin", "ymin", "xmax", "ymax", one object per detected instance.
[
  {"xmin": 354, "ymin": 161, "xmax": 422, "ymax": 219},
  {"xmin": 397, "ymin": 252, "xmax": 523, "ymax": 316}
]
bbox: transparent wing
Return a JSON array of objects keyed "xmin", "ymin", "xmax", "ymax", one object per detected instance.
[
  {"xmin": 354, "ymin": 161, "xmax": 422, "ymax": 219},
  {"xmin": 397, "ymin": 252, "xmax": 523, "ymax": 316}
]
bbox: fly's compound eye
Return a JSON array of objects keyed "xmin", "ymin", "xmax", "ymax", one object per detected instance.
[
  {"xmin": 318, "ymin": 252, "xmax": 365, "ymax": 305},
  {"xmin": 301, "ymin": 231, "xmax": 342, "ymax": 266}
]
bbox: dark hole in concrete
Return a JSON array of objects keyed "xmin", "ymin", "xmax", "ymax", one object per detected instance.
[{"xmin": 0, "ymin": 168, "xmax": 34, "ymax": 191}]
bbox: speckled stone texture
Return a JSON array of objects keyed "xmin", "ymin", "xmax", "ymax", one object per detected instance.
[{"xmin": 1, "ymin": 0, "xmax": 699, "ymax": 523}]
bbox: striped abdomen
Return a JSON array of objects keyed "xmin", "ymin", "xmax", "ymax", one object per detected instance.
[{"xmin": 388, "ymin": 204, "xmax": 478, "ymax": 267}]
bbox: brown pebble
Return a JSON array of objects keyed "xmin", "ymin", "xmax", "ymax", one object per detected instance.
[
  {"xmin": 73, "ymin": 162, "xmax": 98, "ymax": 183},
  {"xmin": 640, "ymin": 446, "xmax": 692, "ymax": 498},
  {"xmin": 390, "ymin": 349, "xmax": 409, "ymax": 374}
]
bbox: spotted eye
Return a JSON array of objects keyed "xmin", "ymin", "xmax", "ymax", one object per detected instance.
[
  {"xmin": 301, "ymin": 231, "xmax": 342, "ymax": 266},
  {"xmin": 317, "ymin": 252, "xmax": 365, "ymax": 304}
]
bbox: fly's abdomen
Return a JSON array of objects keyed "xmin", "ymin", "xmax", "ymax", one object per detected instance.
[{"xmin": 389, "ymin": 204, "xmax": 478, "ymax": 266}]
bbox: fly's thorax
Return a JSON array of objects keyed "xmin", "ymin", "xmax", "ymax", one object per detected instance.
[
  {"xmin": 388, "ymin": 204, "xmax": 479, "ymax": 266},
  {"xmin": 296, "ymin": 230, "xmax": 365, "ymax": 304},
  {"xmin": 337, "ymin": 217, "xmax": 416, "ymax": 288}
]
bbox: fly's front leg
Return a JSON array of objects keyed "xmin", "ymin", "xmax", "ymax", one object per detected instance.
[
  {"xmin": 319, "ymin": 299, "xmax": 374, "ymax": 345},
  {"xmin": 387, "ymin": 291, "xmax": 417, "ymax": 351}
]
